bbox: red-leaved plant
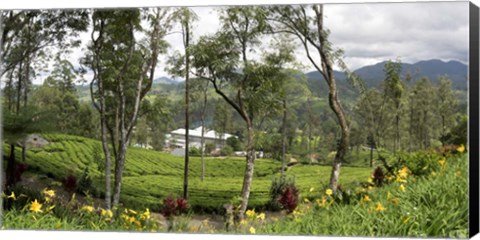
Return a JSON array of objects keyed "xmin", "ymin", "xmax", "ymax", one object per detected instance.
[
  {"xmin": 161, "ymin": 196, "xmax": 189, "ymax": 218},
  {"xmin": 373, "ymin": 166, "xmax": 385, "ymax": 187},
  {"xmin": 279, "ymin": 185, "xmax": 299, "ymax": 214},
  {"xmin": 63, "ymin": 175, "xmax": 77, "ymax": 192}
]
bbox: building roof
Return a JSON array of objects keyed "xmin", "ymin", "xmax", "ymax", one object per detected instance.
[{"xmin": 170, "ymin": 127, "xmax": 235, "ymax": 140}]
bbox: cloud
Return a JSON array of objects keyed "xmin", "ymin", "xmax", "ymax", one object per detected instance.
[
  {"xmin": 39, "ymin": 1, "xmax": 470, "ymax": 82},
  {"xmin": 322, "ymin": 2, "xmax": 469, "ymax": 70}
]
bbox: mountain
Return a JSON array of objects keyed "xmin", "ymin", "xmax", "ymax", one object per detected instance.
[
  {"xmin": 354, "ymin": 59, "xmax": 468, "ymax": 89},
  {"xmin": 153, "ymin": 76, "xmax": 181, "ymax": 85}
]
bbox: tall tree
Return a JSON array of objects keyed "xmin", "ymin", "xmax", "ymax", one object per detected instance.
[
  {"xmin": 382, "ymin": 60, "xmax": 404, "ymax": 153},
  {"xmin": 190, "ymin": 78, "xmax": 210, "ymax": 181},
  {"xmin": 85, "ymin": 8, "xmax": 172, "ymax": 208},
  {"xmin": 269, "ymin": 5, "xmax": 350, "ymax": 192},
  {"xmin": 191, "ymin": 6, "xmax": 293, "ymax": 217},
  {"xmin": 436, "ymin": 75, "xmax": 458, "ymax": 146},
  {"xmin": 408, "ymin": 77, "xmax": 436, "ymax": 149}
]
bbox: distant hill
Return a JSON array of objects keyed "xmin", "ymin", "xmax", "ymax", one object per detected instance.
[
  {"xmin": 153, "ymin": 76, "xmax": 181, "ymax": 85},
  {"xmin": 306, "ymin": 59, "xmax": 468, "ymax": 96}
]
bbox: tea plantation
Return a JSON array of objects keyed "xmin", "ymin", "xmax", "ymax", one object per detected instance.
[{"xmin": 10, "ymin": 134, "xmax": 372, "ymax": 211}]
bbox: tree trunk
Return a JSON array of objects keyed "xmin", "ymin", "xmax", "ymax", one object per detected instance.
[
  {"xmin": 112, "ymin": 144, "xmax": 127, "ymax": 206},
  {"xmin": 281, "ymin": 99, "xmax": 287, "ymax": 176},
  {"xmin": 16, "ymin": 61, "xmax": 22, "ymax": 113},
  {"xmin": 327, "ymin": 87, "xmax": 349, "ymax": 191},
  {"xmin": 200, "ymin": 84, "xmax": 208, "ymax": 181},
  {"xmin": 183, "ymin": 18, "xmax": 190, "ymax": 200},
  {"xmin": 6, "ymin": 144, "xmax": 16, "ymax": 188},
  {"xmin": 370, "ymin": 145, "xmax": 373, "ymax": 168},
  {"xmin": 239, "ymin": 125, "xmax": 256, "ymax": 218}
]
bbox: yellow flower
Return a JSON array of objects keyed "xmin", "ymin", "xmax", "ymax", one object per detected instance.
[
  {"xmin": 30, "ymin": 199, "xmax": 43, "ymax": 213},
  {"xmin": 142, "ymin": 208, "xmax": 151, "ymax": 219},
  {"xmin": 385, "ymin": 175, "xmax": 394, "ymax": 182},
  {"xmin": 81, "ymin": 205, "xmax": 95, "ymax": 213},
  {"xmin": 325, "ymin": 189, "xmax": 333, "ymax": 196},
  {"xmin": 43, "ymin": 189, "xmax": 55, "ymax": 198},
  {"xmin": 396, "ymin": 176, "xmax": 407, "ymax": 183},
  {"xmin": 438, "ymin": 159, "xmax": 446, "ymax": 167},
  {"xmin": 245, "ymin": 209, "xmax": 256, "ymax": 218},
  {"xmin": 367, "ymin": 186, "xmax": 373, "ymax": 191},
  {"xmin": 129, "ymin": 216, "xmax": 136, "ymax": 223},
  {"xmin": 387, "ymin": 191, "xmax": 392, "ymax": 200},
  {"xmin": 303, "ymin": 198, "xmax": 310, "ymax": 203},
  {"xmin": 7, "ymin": 192, "xmax": 16, "ymax": 200},
  {"xmin": 292, "ymin": 209, "xmax": 301, "ymax": 216},
  {"xmin": 399, "ymin": 184, "xmax": 406, "ymax": 192},
  {"xmin": 398, "ymin": 166, "xmax": 409, "ymax": 178},
  {"xmin": 367, "ymin": 177, "xmax": 373, "ymax": 184},
  {"xmin": 128, "ymin": 209, "xmax": 137, "ymax": 214},
  {"xmin": 361, "ymin": 195, "xmax": 371, "ymax": 203},
  {"xmin": 101, "ymin": 209, "xmax": 113, "ymax": 218},
  {"xmin": 309, "ymin": 187, "xmax": 315, "ymax": 193},
  {"xmin": 239, "ymin": 219, "xmax": 248, "ymax": 225},
  {"xmin": 249, "ymin": 226, "xmax": 256, "ymax": 234},
  {"xmin": 431, "ymin": 171, "xmax": 437, "ymax": 177},
  {"xmin": 256, "ymin": 213, "xmax": 266, "ymax": 221},
  {"xmin": 375, "ymin": 202, "xmax": 385, "ymax": 212},
  {"xmin": 134, "ymin": 220, "xmax": 142, "ymax": 227},
  {"xmin": 316, "ymin": 197, "xmax": 327, "ymax": 208},
  {"xmin": 457, "ymin": 144, "xmax": 465, "ymax": 153}
]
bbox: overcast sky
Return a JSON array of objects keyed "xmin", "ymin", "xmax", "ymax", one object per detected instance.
[
  {"xmin": 71, "ymin": 1, "xmax": 469, "ymax": 84},
  {"xmin": 1, "ymin": 1, "xmax": 470, "ymax": 84}
]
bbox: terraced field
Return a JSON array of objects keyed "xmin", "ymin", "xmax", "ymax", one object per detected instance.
[{"xmin": 11, "ymin": 134, "xmax": 373, "ymax": 211}]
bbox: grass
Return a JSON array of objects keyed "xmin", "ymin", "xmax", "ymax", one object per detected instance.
[
  {"xmin": 3, "ymin": 134, "xmax": 468, "ymax": 237},
  {"xmin": 257, "ymin": 152, "xmax": 468, "ymax": 238},
  {"xmin": 8, "ymin": 133, "xmax": 374, "ymax": 211}
]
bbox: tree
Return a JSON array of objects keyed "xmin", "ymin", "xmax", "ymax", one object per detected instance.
[
  {"xmin": 190, "ymin": 78, "xmax": 210, "ymax": 181},
  {"xmin": 382, "ymin": 60, "xmax": 404, "ymax": 153},
  {"xmin": 269, "ymin": 5, "xmax": 350, "ymax": 192},
  {"xmin": 168, "ymin": 7, "xmax": 198, "ymax": 199},
  {"xmin": 190, "ymin": 6, "xmax": 293, "ymax": 217},
  {"xmin": 3, "ymin": 107, "xmax": 53, "ymax": 187},
  {"xmin": 408, "ymin": 77, "xmax": 436, "ymax": 149},
  {"xmin": 85, "ymin": 8, "xmax": 172, "ymax": 208},
  {"xmin": 436, "ymin": 76, "xmax": 458, "ymax": 146}
]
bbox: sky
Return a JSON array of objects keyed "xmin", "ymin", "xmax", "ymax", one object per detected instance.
[{"xmin": 0, "ymin": 0, "xmax": 472, "ymax": 84}]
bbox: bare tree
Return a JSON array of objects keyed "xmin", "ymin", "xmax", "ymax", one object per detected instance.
[{"xmin": 269, "ymin": 5, "xmax": 350, "ymax": 191}]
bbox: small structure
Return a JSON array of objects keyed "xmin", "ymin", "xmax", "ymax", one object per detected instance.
[{"xmin": 166, "ymin": 127, "xmax": 236, "ymax": 150}]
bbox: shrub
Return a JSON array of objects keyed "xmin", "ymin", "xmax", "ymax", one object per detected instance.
[
  {"xmin": 63, "ymin": 175, "xmax": 77, "ymax": 192},
  {"xmin": 279, "ymin": 185, "xmax": 299, "ymax": 214},
  {"xmin": 14, "ymin": 163, "xmax": 29, "ymax": 185},
  {"xmin": 77, "ymin": 166, "xmax": 93, "ymax": 195},
  {"xmin": 220, "ymin": 146, "xmax": 234, "ymax": 156},
  {"xmin": 161, "ymin": 196, "xmax": 189, "ymax": 218},
  {"xmin": 269, "ymin": 176, "xmax": 295, "ymax": 211},
  {"xmin": 189, "ymin": 147, "xmax": 201, "ymax": 156},
  {"xmin": 205, "ymin": 143, "xmax": 215, "ymax": 155},
  {"xmin": 226, "ymin": 137, "xmax": 243, "ymax": 151},
  {"xmin": 372, "ymin": 166, "xmax": 385, "ymax": 187}
]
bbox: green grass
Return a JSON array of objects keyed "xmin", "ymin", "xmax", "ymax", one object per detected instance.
[
  {"xmin": 10, "ymin": 133, "xmax": 373, "ymax": 211},
  {"xmin": 258, "ymin": 153, "xmax": 468, "ymax": 238}
]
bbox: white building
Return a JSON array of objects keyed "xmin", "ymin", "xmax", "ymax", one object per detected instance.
[{"xmin": 166, "ymin": 127, "xmax": 236, "ymax": 150}]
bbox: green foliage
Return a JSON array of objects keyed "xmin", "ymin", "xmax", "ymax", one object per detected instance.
[
  {"xmin": 15, "ymin": 133, "xmax": 372, "ymax": 212},
  {"xmin": 220, "ymin": 146, "xmax": 234, "ymax": 156},
  {"xmin": 226, "ymin": 137, "xmax": 243, "ymax": 151},
  {"xmin": 268, "ymin": 176, "xmax": 296, "ymax": 211},
  {"xmin": 258, "ymin": 154, "xmax": 468, "ymax": 238}
]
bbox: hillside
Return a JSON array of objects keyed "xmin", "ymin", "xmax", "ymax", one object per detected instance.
[
  {"xmin": 306, "ymin": 59, "xmax": 468, "ymax": 98},
  {"xmin": 10, "ymin": 133, "xmax": 373, "ymax": 211}
]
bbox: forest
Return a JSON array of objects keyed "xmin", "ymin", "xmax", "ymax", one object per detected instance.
[{"xmin": 0, "ymin": 5, "xmax": 469, "ymax": 237}]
